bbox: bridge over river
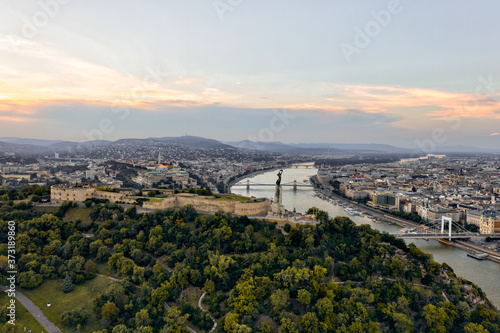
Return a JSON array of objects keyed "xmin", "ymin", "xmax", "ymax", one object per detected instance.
[
  {"xmin": 391, "ymin": 216, "xmax": 500, "ymax": 241},
  {"xmin": 232, "ymin": 179, "xmax": 313, "ymax": 191}
]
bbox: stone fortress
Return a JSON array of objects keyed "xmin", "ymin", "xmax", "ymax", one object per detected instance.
[
  {"xmin": 142, "ymin": 192, "xmax": 270, "ymax": 216},
  {"xmin": 50, "ymin": 184, "xmax": 271, "ymax": 216}
]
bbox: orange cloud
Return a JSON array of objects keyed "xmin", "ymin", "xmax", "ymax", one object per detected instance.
[
  {"xmin": 1, "ymin": 34, "xmax": 499, "ymax": 124},
  {"xmin": 0, "ymin": 35, "xmax": 232, "ymax": 108},
  {"xmin": 490, "ymin": 133, "xmax": 500, "ymax": 136},
  {"xmin": 279, "ymin": 83, "xmax": 500, "ymax": 122},
  {"xmin": 0, "ymin": 115, "xmax": 39, "ymax": 122}
]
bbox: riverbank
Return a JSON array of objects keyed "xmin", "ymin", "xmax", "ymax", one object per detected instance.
[{"xmin": 312, "ymin": 176, "xmax": 500, "ymax": 264}]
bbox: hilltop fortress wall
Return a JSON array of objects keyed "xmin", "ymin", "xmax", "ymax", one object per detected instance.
[
  {"xmin": 143, "ymin": 193, "xmax": 270, "ymax": 216},
  {"xmin": 51, "ymin": 185, "xmax": 271, "ymax": 216}
]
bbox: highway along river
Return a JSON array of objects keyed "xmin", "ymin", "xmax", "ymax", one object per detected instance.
[{"xmin": 231, "ymin": 165, "xmax": 500, "ymax": 309}]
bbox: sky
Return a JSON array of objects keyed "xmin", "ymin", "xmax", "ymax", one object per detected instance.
[{"xmin": 1, "ymin": 0, "xmax": 500, "ymax": 149}]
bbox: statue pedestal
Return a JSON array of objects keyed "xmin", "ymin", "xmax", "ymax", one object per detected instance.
[{"xmin": 271, "ymin": 185, "xmax": 285, "ymax": 216}]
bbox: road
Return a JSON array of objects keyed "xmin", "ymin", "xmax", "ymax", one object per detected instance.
[
  {"xmin": 1, "ymin": 286, "xmax": 62, "ymax": 333},
  {"xmin": 313, "ymin": 181, "xmax": 419, "ymax": 228}
]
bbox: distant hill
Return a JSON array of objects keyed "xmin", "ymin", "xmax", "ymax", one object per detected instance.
[
  {"xmin": 225, "ymin": 140, "xmax": 405, "ymax": 154},
  {"xmin": 224, "ymin": 140, "xmax": 334, "ymax": 154},
  {"xmin": 148, "ymin": 135, "xmax": 234, "ymax": 150},
  {"xmin": 0, "ymin": 137, "xmax": 65, "ymax": 147},
  {"xmin": 289, "ymin": 143, "xmax": 411, "ymax": 153},
  {"xmin": 0, "ymin": 141, "xmax": 48, "ymax": 154},
  {"xmin": 49, "ymin": 140, "xmax": 112, "ymax": 149},
  {"xmin": 225, "ymin": 140, "xmax": 295, "ymax": 152},
  {"xmin": 431, "ymin": 145, "xmax": 500, "ymax": 153}
]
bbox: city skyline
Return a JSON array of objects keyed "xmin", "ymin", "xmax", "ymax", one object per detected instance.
[{"xmin": 1, "ymin": 1, "xmax": 500, "ymax": 148}]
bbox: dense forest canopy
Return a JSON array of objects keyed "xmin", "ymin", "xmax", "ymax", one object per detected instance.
[{"xmin": 0, "ymin": 187, "xmax": 499, "ymax": 332}]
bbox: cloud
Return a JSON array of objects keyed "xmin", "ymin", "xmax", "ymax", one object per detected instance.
[
  {"xmin": 0, "ymin": 35, "xmax": 233, "ymax": 107},
  {"xmin": 320, "ymin": 83, "xmax": 500, "ymax": 119},
  {"xmin": 489, "ymin": 132, "xmax": 500, "ymax": 136},
  {"xmin": 0, "ymin": 115, "xmax": 40, "ymax": 122}
]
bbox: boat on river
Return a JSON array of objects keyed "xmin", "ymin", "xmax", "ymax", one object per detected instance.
[{"xmin": 467, "ymin": 253, "xmax": 489, "ymax": 260}]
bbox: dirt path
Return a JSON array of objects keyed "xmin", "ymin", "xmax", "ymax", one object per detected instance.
[{"xmin": 198, "ymin": 292, "xmax": 217, "ymax": 333}]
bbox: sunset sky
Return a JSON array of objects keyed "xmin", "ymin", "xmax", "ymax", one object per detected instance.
[{"xmin": 1, "ymin": 0, "xmax": 500, "ymax": 148}]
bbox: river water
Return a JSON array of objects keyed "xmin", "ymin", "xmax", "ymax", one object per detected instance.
[{"xmin": 231, "ymin": 166, "xmax": 500, "ymax": 309}]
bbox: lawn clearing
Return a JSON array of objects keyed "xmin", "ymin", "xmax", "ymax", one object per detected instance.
[
  {"xmin": 63, "ymin": 206, "xmax": 92, "ymax": 225},
  {"xmin": 180, "ymin": 286, "xmax": 203, "ymax": 309},
  {"xmin": 34, "ymin": 205, "xmax": 59, "ymax": 215},
  {"xmin": 21, "ymin": 276, "xmax": 118, "ymax": 333}
]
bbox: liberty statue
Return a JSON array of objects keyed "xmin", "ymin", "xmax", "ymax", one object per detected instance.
[
  {"xmin": 273, "ymin": 169, "xmax": 284, "ymax": 216},
  {"xmin": 276, "ymin": 170, "xmax": 283, "ymax": 186}
]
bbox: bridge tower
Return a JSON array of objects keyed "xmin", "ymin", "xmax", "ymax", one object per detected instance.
[
  {"xmin": 293, "ymin": 180, "xmax": 297, "ymax": 191},
  {"xmin": 441, "ymin": 216, "xmax": 452, "ymax": 241}
]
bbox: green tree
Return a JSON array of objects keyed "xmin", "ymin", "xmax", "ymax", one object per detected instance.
[
  {"xmin": 18, "ymin": 270, "xmax": 42, "ymax": 289},
  {"xmin": 270, "ymin": 289, "xmax": 289, "ymax": 313},
  {"xmin": 279, "ymin": 317, "xmax": 299, "ymax": 333},
  {"xmin": 135, "ymin": 308, "xmax": 151, "ymax": 327},
  {"xmin": 258, "ymin": 322, "xmax": 273, "ymax": 333},
  {"xmin": 60, "ymin": 310, "xmax": 91, "ymax": 327},
  {"xmin": 204, "ymin": 253, "xmax": 236, "ymax": 288},
  {"xmin": 112, "ymin": 324, "xmax": 131, "ymax": 333},
  {"xmin": 297, "ymin": 289, "xmax": 312, "ymax": 307},
  {"xmin": 217, "ymin": 181, "xmax": 226, "ymax": 193},
  {"xmin": 306, "ymin": 207, "xmax": 329, "ymax": 222},
  {"xmin": 163, "ymin": 306, "xmax": 189, "ymax": 333},
  {"xmin": 464, "ymin": 323, "xmax": 489, "ymax": 333},
  {"xmin": 213, "ymin": 225, "xmax": 232, "ymax": 252},
  {"xmin": 423, "ymin": 304, "xmax": 448, "ymax": 333},
  {"xmin": 224, "ymin": 312, "xmax": 252, "ymax": 333},
  {"xmin": 392, "ymin": 312, "xmax": 413, "ymax": 333},
  {"xmin": 228, "ymin": 273, "xmax": 258, "ymax": 315},
  {"xmin": 389, "ymin": 257, "xmax": 405, "ymax": 277},
  {"xmin": 62, "ymin": 273, "xmax": 74, "ymax": 293},
  {"xmin": 151, "ymin": 281, "xmax": 173, "ymax": 307},
  {"xmin": 85, "ymin": 260, "xmax": 97, "ymax": 274},
  {"xmin": 101, "ymin": 301, "xmax": 120, "ymax": 322},
  {"xmin": 300, "ymin": 312, "xmax": 319, "ymax": 333},
  {"xmin": 316, "ymin": 297, "xmax": 336, "ymax": 330}
]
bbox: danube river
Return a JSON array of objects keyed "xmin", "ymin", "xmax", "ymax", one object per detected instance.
[{"xmin": 231, "ymin": 166, "xmax": 500, "ymax": 309}]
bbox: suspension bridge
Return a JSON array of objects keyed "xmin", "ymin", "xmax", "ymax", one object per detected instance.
[
  {"xmin": 232, "ymin": 179, "xmax": 313, "ymax": 191},
  {"xmin": 391, "ymin": 216, "xmax": 498, "ymax": 240}
]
